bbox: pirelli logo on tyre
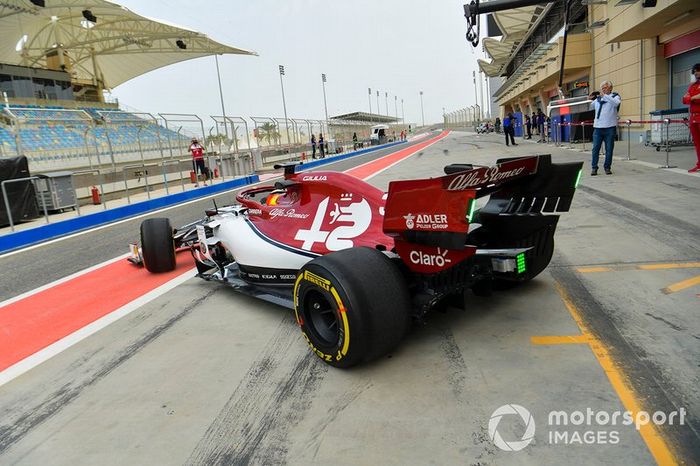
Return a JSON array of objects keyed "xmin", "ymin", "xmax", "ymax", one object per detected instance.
[{"xmin": 303, "ymin": 270, "xmax": 331, "ymax": 291}]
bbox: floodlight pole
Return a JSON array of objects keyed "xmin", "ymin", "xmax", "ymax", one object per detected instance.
[
  {"xmin": 214, "ymin": 55, "xmax": 229, "ymax": 142},
  {"xmin": 395, "ymin": 95, "xmax": 398, "ymax": 120},
  {"xmin": 368, "ymin": 87, "xmax": 373, "ymax": 122},
  {"xmin": 401, "ymin": 98, "xmax": 405, "ymax": 123},
  {"xmin": 419, "ymin": 91, "xmax": 425, "ymax": 127},
  {"xmin": 472, "ymin": 71, "xmax": 480, "ymax": 121},
  {"xmin": 385, "ymin": 92, "xmax": 389, "ymax": 116},
  {"xmin": 321, "ymin": 73, "xmax": 329, "ymax": 138},
  {"xmin": 376, "ymin": 90, "xmax": 380, "ymax": 117},
  {"xmin": 278, "ymin": 65, "xmax": 291, "ymax": 145}
]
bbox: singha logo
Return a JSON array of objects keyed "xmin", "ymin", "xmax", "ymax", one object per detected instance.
[{"xmin": 404, "ymin": 213, "xmax": 415, "ymax": 229}]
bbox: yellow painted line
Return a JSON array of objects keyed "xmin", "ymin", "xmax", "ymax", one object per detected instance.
[
  {"xmin": 638, "ymin": 262, "xmax": 700, "ymax": 270},
  {"xmin": 662, "ymin": 274, "xmax": 700, "ymax": 295},
  {"xmin": 531, "ymin": 335, "xmax": 590, "ymax": 345},
  {"xmin": 577, "ymin": 262, "xmax": 700, "ymax": 273},
  {"xmin": 554, "ymin": 283, "xmax": 678, "ymax": 465},
  {"xmin": 576, "ymin": 266, "xmax": 614, "ymax": 273}
]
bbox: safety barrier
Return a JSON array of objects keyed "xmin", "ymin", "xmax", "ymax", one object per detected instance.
[
  {"xmin": 552, "ymin": 118, "xmax": 689, "ymax": 169},
  {"xmin": 0, "ymin": 174, "xmax": 260, "ymax": 254}
]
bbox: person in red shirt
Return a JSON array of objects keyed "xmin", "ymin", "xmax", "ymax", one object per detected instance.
[
  {"xmin": 189, "ymin": 137, "xmax": 208, "ymax": 186},
  {"xmin": 682, "ymin": 63, "xmax": 700, "ymax": 173}
]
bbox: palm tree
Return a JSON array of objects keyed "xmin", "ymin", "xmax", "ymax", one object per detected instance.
[{"xmin": 258, "ymin": 122, "xmax": 280, "ymax": 146}]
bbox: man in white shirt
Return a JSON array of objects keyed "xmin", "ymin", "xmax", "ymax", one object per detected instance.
[{"xmin": 589, "ymin": 81, "xmax": 621, "ymax": 175}]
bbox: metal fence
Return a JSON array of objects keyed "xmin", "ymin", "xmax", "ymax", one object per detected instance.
[
  {"xmin": 0, "ymin": 107, "xmax": 394, "ymax": 173},
  {"xmin": 0, "ymin": 105, "xmax": 407, "ymax": 229},
  {"xmin": 443, "ymin": 105, "xmax": 483, "ymax": 130}
]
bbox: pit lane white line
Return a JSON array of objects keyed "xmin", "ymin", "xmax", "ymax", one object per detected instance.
[
  {"xmin": 0, "ymin": 268, "xmax": 197, "ymax": 387},
  {"xmin": 0, "ymin": 254, "xmax": 129, "ymax": 308},
  {"xmin": 363, "ymin": 133, "xmax": 446, "ymax": 181}
]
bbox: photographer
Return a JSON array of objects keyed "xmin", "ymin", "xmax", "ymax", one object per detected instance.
[{"xmin": 589, "ymin": 81, "xmax": 621, "ymax": 176}]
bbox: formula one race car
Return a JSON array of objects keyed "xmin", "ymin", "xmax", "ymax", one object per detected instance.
[{"xmin": 130, "ymin": 155, "xmax": 583, "ymax": 367}]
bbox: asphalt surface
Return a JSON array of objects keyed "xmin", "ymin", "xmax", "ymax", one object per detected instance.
[{"xmin": 1, "ymin": 130, "xmax": 699, "ymax": 465}]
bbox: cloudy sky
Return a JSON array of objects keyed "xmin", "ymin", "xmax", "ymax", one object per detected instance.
[{"xmin": 111, "ymin": 0, "xmax": 485, "ymax": 126}]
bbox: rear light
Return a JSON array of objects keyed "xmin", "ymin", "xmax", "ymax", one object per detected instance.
[{"xmin": 466, "ymin": 198, "xmax": 477, "ymax": 223}]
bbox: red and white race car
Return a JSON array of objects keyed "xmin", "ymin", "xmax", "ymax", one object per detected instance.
[{"xmin": 131, "ymin": 155, "xmax": 583, "ymax": 367}]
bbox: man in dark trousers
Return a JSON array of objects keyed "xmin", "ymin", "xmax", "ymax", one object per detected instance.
[
  {"xmin": 310, "ymin": 134, "xmax": 317, "ymax": 159},
  {"xmin": 537, "ymin": 110, "xmax": 546, "ymax": 142},
  {"xmin": 524, "ymin": 114, "xmax": 532, "ymax": 139},
  {"xmin": 503, "ymin": 113, "xmax": 517, "ymax": 146},
  {"xmin": 532, "ymin": 112, "xmax": 538, "ymax": 135},
  {"xmin": 319, "ymin": 133, "xmax": 325, "ymax": 158}
]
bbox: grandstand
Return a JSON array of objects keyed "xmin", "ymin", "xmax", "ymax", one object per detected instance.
[
  {"xmin": 0, "ymin": 0, "xmax": 255, "ymax": 172},
  {"xmin": 0, "ymin": 105, "xmax": 186, "ymax": 170}
]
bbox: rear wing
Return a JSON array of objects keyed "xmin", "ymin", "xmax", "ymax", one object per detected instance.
[{"xmin": 383, "ymin": 155, "xmax": 582, "ymax": 250}]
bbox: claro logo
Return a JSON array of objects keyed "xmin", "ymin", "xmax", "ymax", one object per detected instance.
[
  {"xmin": 447, "ymin": 166, "xmax": 525, "ymax": 190},
  {"xmin": 409, "ymin": 248, "xmax": 452, "ymax": 267}
]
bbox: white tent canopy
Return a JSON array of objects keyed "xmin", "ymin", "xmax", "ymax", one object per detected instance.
[
  {"xmin": 0, "ymin": 0, "xmax": 256, "ymax": 89},
  {"xmin": 479, "ymin": 4, "xmax": 550, "ymax": 78}
]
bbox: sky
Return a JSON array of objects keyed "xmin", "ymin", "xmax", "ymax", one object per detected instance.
[{"xmin": 110, "ymin": 0, "xmax": 486, "ymax": 126}]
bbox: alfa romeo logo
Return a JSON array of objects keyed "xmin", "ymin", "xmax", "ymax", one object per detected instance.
[{"xmin": 488, "ymin": 404, "xmax": 536, "ymax": 451}]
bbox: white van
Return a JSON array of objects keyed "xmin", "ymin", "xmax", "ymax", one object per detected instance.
[{"xmin": 370, "ymin": 124, "xmax": 389, "ymax": 145}]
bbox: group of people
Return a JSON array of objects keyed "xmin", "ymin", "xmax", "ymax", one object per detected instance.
[
  {"xmin": 524, "ymin": 110, "xmax": 547, "ymax": 142},
  {"xmin": 497, "ymin": 112, "xmax": 551, "ymax": 146},
  {"xmin": 310, "ymin": 133, "xmax": 326, "ymax": 159}
]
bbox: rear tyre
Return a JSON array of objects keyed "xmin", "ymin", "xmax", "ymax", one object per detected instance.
[
  {"xmin": 140, "ymin": 218, "xmax": 176, "ymax": 273},
  {"xmin": 293, "ymin": 247, "xmax": 411, "ymax": 368}
]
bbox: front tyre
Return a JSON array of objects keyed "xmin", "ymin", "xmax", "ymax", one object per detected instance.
[
  {"xmin": 294, "ymin": 247, "xmax": 411, "ymax": 368},
  {"xmin": 140, "ymin": 218, "xmax": 176, "ymax": 273}
]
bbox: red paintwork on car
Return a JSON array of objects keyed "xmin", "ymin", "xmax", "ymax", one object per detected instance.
[
  {"xmin": 237, "ymin": 171, "xmax": 393, "ymax": 255},
  {"xmin": 236, "ymin": 155, "xmax": 541, "ymax": 274}
]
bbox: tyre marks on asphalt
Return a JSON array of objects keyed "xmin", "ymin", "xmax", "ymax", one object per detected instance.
[
  {"xmin": 550, "ymin": 265, "xmax": 700, "ymax": 462},
  {"xmin": 436, "ymin": 322, "xmax": 496, "ymax": 465},
  {"xmin": 578, "ymin": 185, "xmax": 700, "ymax": 258},
  {"xmin": 288, "ymin": 378, "xmax": 372, "ymax": 464},
  {"xmin": 437, "ymin": 324, "xmax": 497, "ymax": 465},
  {"xmin": 186, "ymin": 318, "xmax": 327, "ymax": 465},
  {"xmin": 0, "ymin": 288, "xmax": 218, "ymax": 455},
  {"xmin": 438, "ymin": 326, "xmax": 470, "ymax": 400}
]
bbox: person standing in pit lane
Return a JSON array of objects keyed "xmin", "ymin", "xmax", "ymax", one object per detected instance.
[
  {"xmin": 537, "ymin": 109, "xmax": 546, "ymax": 142},
  {"xmin": 503, "ymin": 112, "xmax": 517, "ymax": 146},
  {"xmin": 310, "ymin": 134, "xmax": 317, "ymax": 159},
  {"xmin": 683, "ymin": 63, "xmax": 700, "ymax": 173},
  {"xmin": 319, "ymin": 133, "xmax": 325, "ymax": 158},
  {"xmin": 589, "ymin": 80, "xmax": 621, "ymax": 176},
  {"xmin": 524, "ymin": 114, "xmax": 532, "ymax": 139},
  {"xmin": 189, "ymin": 137, "xmax": 208, "ymax": 187}
]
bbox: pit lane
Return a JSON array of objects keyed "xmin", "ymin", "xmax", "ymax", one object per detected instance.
[{"xmin": 0, "ymin": 131, "xmax": 698, "ymax": 465}]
